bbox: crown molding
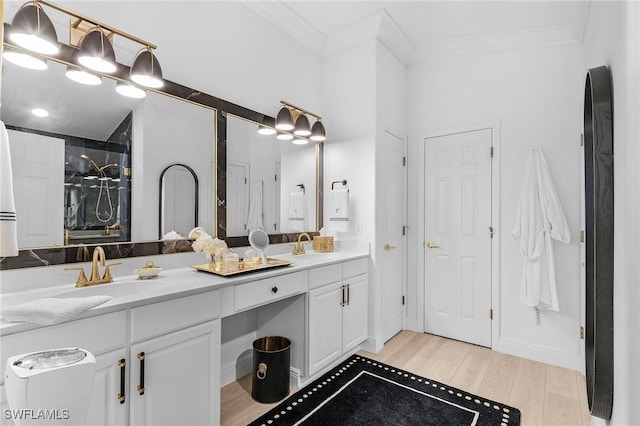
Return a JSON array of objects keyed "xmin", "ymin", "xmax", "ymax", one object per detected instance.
[
  {"xmin": 410, "ymin": 26, "xmax": 579, "ymax": 65},
  {"xmin": 242, "ymin": 1, "xmax": 325, "ymax": 55}
]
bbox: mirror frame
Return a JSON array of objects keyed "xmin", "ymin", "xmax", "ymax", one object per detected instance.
[
  {"xmin": 1, "ymin": 23, "xmax": 323, "ymax": 270},
  {"xmin": 158, "ymin": 163, "xmax": 199, "ymax": 240}
]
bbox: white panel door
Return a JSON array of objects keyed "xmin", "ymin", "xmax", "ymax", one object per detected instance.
[
  {"xmin": 381, "ymin": 131, "xmax": 406, "ymax": 342},
  {"xmin": 424, "ymin": 129, "xmax": 492, "ymax": 347},
  {"xmin": 8, "ymin": 129, "xmax": 64, "ymax": 247},
  {"xmin": 226, "ymin": 162, "xmax": 248, "ymax": 236}
]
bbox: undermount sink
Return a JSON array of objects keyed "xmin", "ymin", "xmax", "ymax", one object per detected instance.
[
  {"xmin": 277, "ymin": 251, "xmax": 340, "ymax": 263},
  {"xmin": 55, "ymin": 279, "xmax": 159, "ymax": 299}
]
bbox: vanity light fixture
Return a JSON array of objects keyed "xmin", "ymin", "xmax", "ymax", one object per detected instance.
[
  {"xmin": 130, "ymin": 48, "xmax": 163, "ymax": 89},
  {"xmin": 2, "ymin": 50, "xmax": 48, "ymax": 70},
  {"xmin": 292, "ymin": 138, "xmax": 309, "ymax": 145},
  {"xmin": 116, "ymin": 82, "xmax": 146, "ymax": 99},
  {"xmin": 65, "ymin": 67, "xmax": 102, "ymax": 85},
  {"xmin": 257, "ymin": 125, "xmax": 277, "ymax": 135},
  {"xmin": 275, "ymin": 101, "xmax": 325, "ymax": 143},
  {"xmin": 293, "ymin": 114, "xmax": 311, "ymax": 137},
  {"xmin": 8, "ymin": 2, "xmax": 59, "ymax": 55},
  {"xmin": 276, "ymin": 132, "xmax": 294, "ymax": 141},
  {"xmin": 77, "ymin": 27, "xmax": 117, "ymax": 74}
]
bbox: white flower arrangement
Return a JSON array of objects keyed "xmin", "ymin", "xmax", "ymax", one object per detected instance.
[{"xmin": 191, "ymin": 232, "xmax": 228, "ymax": 260}]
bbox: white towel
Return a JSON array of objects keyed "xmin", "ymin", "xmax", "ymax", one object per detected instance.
[
  {"xmin": 288, "ymin": 192, "xmax": 305, "ymax": 231},
  {"xmin": 0, "ymin": 121, "xmax": 18, "ymax": 257},
  {"xmin": 247, "ymin": 180, "xmax": 264, "ymax": 232},
  {"xmin": 328, "ymin": 189, "xmax": 350, "ymax": 232},
  {"xmin": 2, "ymin": 296, "xmax": 113, "ymax": 325},
  {"xmin": 512, "ymin": 148, "xmax": 570, "ymax": 312}
]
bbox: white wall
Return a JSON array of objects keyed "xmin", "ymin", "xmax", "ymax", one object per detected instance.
[
  {"xmin": 407, "ymin": 40, "xmax": 584, "ymax": 369},
  {"xmin": 582, "ymin": 1, "xmax": 640, "ymax": 424}
]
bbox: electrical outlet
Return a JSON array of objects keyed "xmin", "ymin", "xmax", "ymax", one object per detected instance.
[{"xmin": 356, "ymin": 222, "xmax": 363, "ymax": 234}]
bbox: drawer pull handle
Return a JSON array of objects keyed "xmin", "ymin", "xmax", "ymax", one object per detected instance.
[
  {"xmin": 137, "ymin": 352, "xmax": 145, "ymax": 395},
  {"xmin": 117, "ymin": 359, "xmax": 126, "ymax": 404},
  {"xmin": 271, "ymin": 286, "xmax": 278, "ymax": 294}
]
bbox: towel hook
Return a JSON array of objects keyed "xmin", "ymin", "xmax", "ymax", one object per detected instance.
[
  {"xmin": 296, "ymin": 183, "xmax": 305, "ymax": 194},
  {"xmin": 331, "ymin": 179, "xmax": 348, "ymax": 190}
]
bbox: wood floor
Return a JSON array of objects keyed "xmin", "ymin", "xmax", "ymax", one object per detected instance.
[{"xmin": 221, "ymin": 331, "xmax": 591, "ymax": 425}]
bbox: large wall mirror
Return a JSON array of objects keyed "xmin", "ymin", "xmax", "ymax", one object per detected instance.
[{"xmin": 226, "ymin": 115, "xmax": 318, "ymax": 237}]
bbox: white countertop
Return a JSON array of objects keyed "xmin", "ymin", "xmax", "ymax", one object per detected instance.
[{"xmin": 0, "ymin": 246, "xmax": 369, "ymax": 336}]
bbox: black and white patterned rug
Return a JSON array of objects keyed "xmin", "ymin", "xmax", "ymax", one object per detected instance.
[{"xmin": 248, "ymin": 354, "xmax": 521, "ymax": 426}]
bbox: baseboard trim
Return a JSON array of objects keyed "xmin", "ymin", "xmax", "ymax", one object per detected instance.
[
  {"xmin": 493, "ymin": 336, "xmax": 581, "ymax": 371},
  {"xmin": 360, "ymin": 336, "xmax": 383, "ymax": 353},
  {"xmin": 220, "ymin": 355, "xmax": 253, "ymax": 387}
]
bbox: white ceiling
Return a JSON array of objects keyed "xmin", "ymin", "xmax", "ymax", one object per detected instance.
[{"xmin": 255, "ymin": 1, "xmax": 591, "ymax": 55}]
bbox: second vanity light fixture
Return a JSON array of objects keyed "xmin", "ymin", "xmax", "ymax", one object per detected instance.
[
  {"xmin": 272, "ymin": 101, "xmax": 326, "ymax": 144},
  {"xmin": 4, "ymin": 0, "xmax": 163, "ymax": 98}
]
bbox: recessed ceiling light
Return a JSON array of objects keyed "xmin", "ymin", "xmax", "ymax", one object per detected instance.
[{"xmin": 31, "ymin": 108, "xmax": 49, "ymax": 117}]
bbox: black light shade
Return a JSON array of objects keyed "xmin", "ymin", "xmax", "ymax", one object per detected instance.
[
  {"xmin": 9, "ymin": 3, "xmax": 59, "ymax": 55},
  {"xmin": 310, "ymin": 120, "xmax": 326, "ymax": 141},
  {"xmin": 131, "ymin": 49, "xmax": 163, "ymax": 89},
  {"xmin": 293, "ymin": 114, "xmax": 311, "ymax": 136},
  {"xmin": 275, "ymin": 107, "xmax": 294, "ymax": 131},
  {"xmin": 78, "ymin": 28, "xmax": 117, "ymax": 73}
]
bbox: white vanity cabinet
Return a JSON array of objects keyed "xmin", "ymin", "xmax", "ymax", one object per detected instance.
[{"xmin": 307, "ymin": 258, "xmax": 368, "ymax": 376}]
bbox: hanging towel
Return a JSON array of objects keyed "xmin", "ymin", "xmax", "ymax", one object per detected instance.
[
  {"xmin": 1, "ymin": 296, "xmax": 113, "ymax": 325},
  {"xmin": 512, "ymin": 148, "xmax": 570, "ymax": 312},
  {"xmin": 288, "ymin": 192, "xmax": 305, "ymax": 231},
  {"xmin": 247, "ymin": 180, "xmax": 264, "ymax": 232},
  {"xmin": 0, "ymin": 121, "xmax": 18, "ymax": 257},
  {"xmin": 328, "ymin": 189, "xmax": 350, "ymax": 232}
]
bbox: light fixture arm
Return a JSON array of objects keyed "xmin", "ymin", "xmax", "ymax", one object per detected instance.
[
  {"xmin": 280, "ymin": 100, "xmax": 322, "ymax": 120},
  {"xmin": 36, "ymin": 0, "xmax": 157, "ymax": 50}
]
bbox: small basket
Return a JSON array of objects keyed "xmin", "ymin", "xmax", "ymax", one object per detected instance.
[{"xmin": 312, "ymin": 236, "xmax": 334, "ymax": 253}]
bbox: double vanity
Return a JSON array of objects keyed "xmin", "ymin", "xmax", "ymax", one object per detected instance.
[{"xmin": 0, "ymin": 247, "xmax": 369, "ymax": 425}]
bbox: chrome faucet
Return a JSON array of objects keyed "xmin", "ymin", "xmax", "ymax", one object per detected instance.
[
  {"xmin": 65, "ymin": 245, "xmax": 121, "ymax": 287},
  {"xmin": 292, "ymin": 233, "xmax": 311, "ymax": 255}
]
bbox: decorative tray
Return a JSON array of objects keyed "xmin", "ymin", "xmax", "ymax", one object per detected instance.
[{"xmin": 191, "ymin": 257, "xmax": 293, "ymax": 277}]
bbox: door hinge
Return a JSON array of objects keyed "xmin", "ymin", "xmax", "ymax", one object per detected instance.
[
  {"xmin": 580, "ymin": 326, "xmax": 585, "ymax": 340},
  {"xmin": 402, "ymin": 225, "xmax": 409, "ymax": 236},
  {"xmin": 402, "ymin": 156, "xmax": 407, "ymax": 166},
  {"xmin": 244, "ymin": 177, "xmax": 247, "ymax": 184},
  {"xmin": 489, "ymin": 226, "xmax": 494, "ymax": 239},
  {"xmin": 402, "ymin": 295, "xmax": 405, "ymax": 305},
  {"xmin": 490, "ymin": 146, "xmax": 494, "ymax": 158},
  {"xmin": 580, "ymin": 133, "xmax": 584, "ymax": 147},
  {"xmin": 580, "ymin": 230, "xmax": 584, "ymax": 243},
  {"xmin": 274, "ymin": 174, "xmax": 278, "ymax": 182},
  {"xmin": 490, "ymin": 309, "xmax": 493, "ymax": 320}
]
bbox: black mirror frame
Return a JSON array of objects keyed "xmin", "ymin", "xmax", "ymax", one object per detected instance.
[
  {"xmin": 158, "ymin": 163, "xmax": 199, "ymax": 240},
  {"xmin": 583, "ymin": 65, "xmax": 614, "ymax": 421}
]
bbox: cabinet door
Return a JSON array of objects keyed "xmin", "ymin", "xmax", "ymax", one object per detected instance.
[
  {"xmin": 342, "ymin": 274, "xmax": 368, "ymax": 353},
  {"xmin": 308, "ymin": 283, "xmax": 342, "ymax": 376},
  {"xmin": 129, "ymin": 320, "xmax": 221, "ymax": 426},
  {"xmin": 86, "ymin": 348, "xmax": 128, "ymax": 426}
]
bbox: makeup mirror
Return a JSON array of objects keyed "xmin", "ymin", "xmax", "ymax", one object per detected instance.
[{"xmin": 248, "ymin": 228, "xmax": 269, "ymax": 265}]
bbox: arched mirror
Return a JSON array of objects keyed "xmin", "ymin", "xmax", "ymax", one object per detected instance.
[{"xmin": 159, "ymin": 164, "xmax": 199, "ymax": 239}]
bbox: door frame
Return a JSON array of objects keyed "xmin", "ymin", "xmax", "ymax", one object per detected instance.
[{"xmin": 416, "ymin": 121, "xmax": 501, "ymax": 348}]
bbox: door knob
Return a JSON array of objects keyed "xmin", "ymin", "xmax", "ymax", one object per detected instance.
[
  {"xmin": 384, "ymin": 243, "xmax": 396, "ymax": 251},
  {"xmin": 425, "ymin": 241, "xmax": 441, "ymax": 249}
]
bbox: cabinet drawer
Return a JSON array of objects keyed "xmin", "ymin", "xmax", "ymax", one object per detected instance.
[
  {"xmin": 0, "ymin": 311, "xmax": 127, "ymax": 384},
  {"xmin": 343, "ymin": 257, "xmax": 368, "ymax": 278},
  {"xmin": 235, "ymin": 271, "xmax": 305, "ymax": 312},
  {"xmin": 309, "ymin": 263, "xmax": 342, "ymax": 289},
  {"xmin": 130, "ymin": 291, "xmax": 220, "ymax": 342}
]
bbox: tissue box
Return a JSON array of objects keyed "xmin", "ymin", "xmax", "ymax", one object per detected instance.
[{"xmin": 313, "ymin": 236, "xmax": 334, "ymax": 252}]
